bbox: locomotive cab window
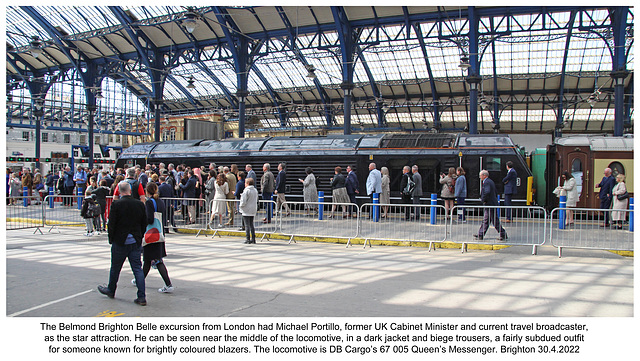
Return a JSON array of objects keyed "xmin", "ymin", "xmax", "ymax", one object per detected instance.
[{"xmin": 485, "ymin": 157, "xmax": 501, "ymax": 171}]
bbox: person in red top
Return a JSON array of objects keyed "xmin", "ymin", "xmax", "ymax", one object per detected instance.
[{"xmin": 113, "ymin": 168, "xmax": 146, "ymax": 202}]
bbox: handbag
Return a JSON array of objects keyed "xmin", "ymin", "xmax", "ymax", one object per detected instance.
[
  {"xmin": 143, "ymin": 198, "xmax": 165, "ymax": 247},
  {"xmin": 617, "ymin": 191, "xmax": 629, "ymax": 201}
]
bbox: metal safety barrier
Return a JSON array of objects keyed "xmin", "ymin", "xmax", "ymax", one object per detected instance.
[
  {"xmin": 5, "ymin": 196, "xmax": 45, "ymax": 233},
  {"xmin": 549, "ymin": 207, "xmax": 634, "ymax": 257},
  {"xmin": 278, "ymin": 201, "xmax": 359, "ymax": 244},
  {"xmin": 205, "ymin": 198, "xmax": 279, "ymax": 241},
  {"xmin": 160, "ymin": 197, "xmax": 209, "ymax": 235},
  {"xmin": 449, "ymin": 205, "xmax": 547, "ymax": 254},
  {"xmin": 42, "ymin": 195, "xmax": 112, "ymax": 233},
  {"xmin": 358, "ymin": 203, "xmax": 448, "ymax": 249}
]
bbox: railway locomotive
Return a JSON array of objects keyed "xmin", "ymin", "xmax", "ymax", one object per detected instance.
[{"xmin": 117, "ymin": 133, "xmax": 532, "ymax": 204}]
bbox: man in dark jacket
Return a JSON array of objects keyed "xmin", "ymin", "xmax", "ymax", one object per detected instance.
[
  {"xmin": 63, "ymin": 166, "xmax": 75, "ymax": 206},
  {"xmin": 502, "ymin": 161, "xmax": 518, "ymax": 222},
  {"xmin": 261, "ymin": 163, "xmax": 275, "ymax": 223},
  {"xmin": 158, "ymin": 175, "xmax": 177, "ymax": 232},
  {"xmin": 274, "ymin": 163, "xmax": 290, "ymax": 216},
  {"xmin": 475, "ymin": 170, "xmax": 508, "ymax": 241},
  {"xmin": 98, "ymin": 181, "xmax": 148, "ymax": 306},
  {"xmin": 179, "ymin": 170, "xmax": 197, "ymax": 223},
  {"xmin": 596, "ymin": 167, "xmax": 616, "ymax": 227},
  {"xmin": 345, "ymin": 165, "xmax": 359, "ymax": 217}
]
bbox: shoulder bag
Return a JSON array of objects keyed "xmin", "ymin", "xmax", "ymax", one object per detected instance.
[{"xmin": 143, "ymin": 198, "xmax": 165, "ymax": 246}]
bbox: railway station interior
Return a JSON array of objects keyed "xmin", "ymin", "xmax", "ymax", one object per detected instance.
[{"xmin": 4, "ymin": 5, "xmax": 635, "ymax": 320}]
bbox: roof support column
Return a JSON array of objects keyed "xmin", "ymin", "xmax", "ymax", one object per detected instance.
[
  {"xmin": 466, "ymin": 6, "xmax": 480, "ymax": 134},
  {"xmin": 150, "ymin": 51, "xmax": 166, "ymax": 142},
  {"xmin": 332, "ymin": 6, "xmax": 357, "ymax": 135},
  {"xmin": 610, "ymin": 6, "xmax": 629, "ymax": 137},
  {"xmin": 236, "ymin": 36, "xmax": 250, "ymax": 138}
]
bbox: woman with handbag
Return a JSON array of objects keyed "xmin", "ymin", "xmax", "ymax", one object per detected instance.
[
  {"xmin": 611, "ymin": 174, "xmax": 628, "ymax": 229},
  {"xmin": 135, "ymin": 182, "xmax": 174, "ymax": 293}
]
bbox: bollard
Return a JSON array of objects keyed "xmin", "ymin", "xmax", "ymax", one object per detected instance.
[
  {"xmin": 630, "ymin": 197, "xmax": 634, "ymax": 232},
  {"xmin": 373, "ymin": 193, "xmax": 379, "ymax": 222},
  {"xmin": 23, "ymin": 186, "xmax": 28, "ymax": 207},
  {"xmin": 497, "ymin": 194, "xmax": 501, "ymax": 218},
  {"xmin": 77, "ymin": 187, "xmax": 83, "ymax": 210},
  {"xmin": 49, "ymin": 187, "xmax": 55, "ymax": 208},
  {"xmin": 318, "ymin": 191, "xmax": 324, "ymax": 220},
  {"xmin": 430, "ymin": 193, "xmax": 437, "ymax": 225},
  {"xmin": 558, "ymin": 195, "xmax": 566, "ymax": 230}
]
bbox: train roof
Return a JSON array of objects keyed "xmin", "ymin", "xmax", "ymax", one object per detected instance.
[
  {"xmin": 119, "ymin": 133, "xmax": 522, "ymax": 160},
  {"xmin": 555, "ymin": 135, "xmax": 634, "ymax": 151}
]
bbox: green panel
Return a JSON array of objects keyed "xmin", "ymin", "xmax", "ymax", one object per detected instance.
[{"xmin": 530, "ymin": 148, "xmax": 547, "ymax": 206}]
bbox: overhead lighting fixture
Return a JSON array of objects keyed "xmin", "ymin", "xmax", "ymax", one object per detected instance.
[
  {"xmin": 479, "ymin": 95, "xmax": 489, "ymax": 110},
  {"xmin": 587, "ymin": 91, "xmax": 600, "ymax": 107},
  {"xmin": 305, "ymin": 64, "xmax": 317, "ymax": 79},
  {"xmin": 186, "ymin": 76, "xmax": 196, "ymax": 89},
  {"xmin": 29, "ymin": 36, "xmax": 44, "ymax": 58},
  {"xmin": 459, "ymin": 54, "xmax": 470, "ymax": 70},
  {"xmin": 95, "ymin": 90, "xmax": 104, "ymax": 100},
  {"xmin": 182, "ymin": 10, "xmax": 200, "ymax": 34}
]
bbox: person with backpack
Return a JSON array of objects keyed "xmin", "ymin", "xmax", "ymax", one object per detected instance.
[
  {"xmin": 81, "ymin": 194, "xmax": 101, "ymax": 236},
  {"xmin": 400, "ymin": 166, "xmax": 414, "ymax": 220},
  {"xmin": 112, "ymin": 168, "xmax": 145, "ymax": 203},
  {"xmin": 439, "ymin": 167, "xmax": 457, "ymax": 219}
]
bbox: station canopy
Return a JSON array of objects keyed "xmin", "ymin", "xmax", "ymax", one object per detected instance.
[{"xmin": 6, "ymin": 6, "xmax": 634, "ymax": 134}]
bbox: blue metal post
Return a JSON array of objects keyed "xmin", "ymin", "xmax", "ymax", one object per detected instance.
[
  {"xmin": 559, "ymin": 195, "xmax": 566, "ymax": 229},
  {"xmin": 497, "ymin": 195, "xmax": 501, "ymax": 218},
  {"xmin": 49, "ymin": 186, "xmax": 54, "ymax": 208},
  {"xmin": 318, "ymin": 191, "xmax": 324, "ymax": 220},
  {"xmin": 77, "ymin": 188, "xmax": 83, "ymax": 210},
  {"xmin": 23, "ymin": 186, "xmax": 28, "ymax": 207},
  {"xmin": 373, "ymin": 193, "xmax": 379, "ymax": 222},
  {"xmin": 629, "ymin": 197, "xmax": 634, "ymax": 232},
  {"xmin": 430, "ymin": 193, "xmax": 437, "ymax": 225}
]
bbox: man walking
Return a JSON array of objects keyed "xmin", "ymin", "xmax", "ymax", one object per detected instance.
[
  {"xmin": 596, "ymin": 167, "xmax": 616, "ymax": 227},
  {"xmin": 502, "ymin": 161, "xmax": 518, "ymax": 222},
  {"xmin": 475, "ymin": 170, "xmax": 508, "ymax": 241},
  {"xmin": 98, "ymin": 181, "xmax": 148, "ymax": 306}
]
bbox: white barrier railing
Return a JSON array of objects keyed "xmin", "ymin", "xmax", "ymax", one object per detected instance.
[
  {"xmin": 449, "ymin": 205, "xmax": 547, "ymax": 254},
  {"xmin": 205, "ymin": 199, "xmax": 278, "ymax": 241},
  {"xmin": 277, "ymin": 201, "xmax": 359, "ymax": 244},
  {"xmin": 549, "ymin": 207, "xmax": 634, "ymax": 257},
  {"xmin": 6, "ymin": 196, "xmax": 44, "ymax": 233},
  {"xmin": 358, "ymin": 203, "xmax": 448, "ymax": 249}
]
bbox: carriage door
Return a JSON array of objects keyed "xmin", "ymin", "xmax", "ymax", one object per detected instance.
[{"xmin": 567, "ymin": 151, "xmax": 589, "ymax": 208}]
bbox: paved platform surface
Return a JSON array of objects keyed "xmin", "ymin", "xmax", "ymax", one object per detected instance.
[{"xmin": 5, "ymin": 227, "xmax": 633, "ymax": 317}]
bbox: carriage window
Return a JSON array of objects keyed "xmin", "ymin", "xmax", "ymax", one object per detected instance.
[
  {"xmin": 571, "ymin": 158, "xmax": 583, "ymax": 198},
  {"xmin": 485, "ymin": 157, "xmax": 501, "ymax": 171},
  {"xmin": 609, "ymin": 162, "xmax": 625, "ymax": 178}
]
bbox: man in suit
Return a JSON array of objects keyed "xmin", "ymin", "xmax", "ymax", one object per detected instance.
[
  {"xmin": 502, "ymin": 161, "xmax": 518, "ymax": 222},
  {"xmin": 596, "ymin": 167, "xmax": 616, "ymax": 227},
  {"xmin": 274, "ymin": 163, "xmax": 290, "ymax": 216},
  {"xmin": 98, "ymin": 181, "xmax": 148, "ymax": 306},
  {"xmin": 400, "ymin": 166, "xmax": 413, "ymax": 220},
  {"xmin": 261, "ymin": 163, "xmax": 275, "ymax": 223},
  {"xmin": 345, "ymin": 165, "xmax": 359, "ymax": 217},
  {"xmin": 179, "ymin": 170, "xmax": 197, "ymax": 224},
  {"xmin": 245, "ymin": 164, "xmax": 257, "ymax": 182},
  {"xmin": 475, "ymin": 170, "xmax": 508, "ymax": 241}
]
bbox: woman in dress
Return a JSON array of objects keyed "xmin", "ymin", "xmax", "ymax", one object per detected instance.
[
  {"xmin": 559, "ymin": 171, "xmax": 579, "ymax": 226},
  {"xmin": 380, "ymin": 167, "xmax": 391, "ymax": 218},
  {"xmin": 611, "ymin": 174, "xmax": 628, "ymax": 229},
  {"xmin": 211, "ymin": 173, "xmax": 229, "ymax": 227},
  {"xmin": 329, "ymin": 166, "xmax": 350, "ymax": 218},
  {"xmin": 299, "ymin": 167, "xmax": 318, "ymax": 215},
  {"xmin": 439, "ymin": 167, "xmax": 457, "ymax": 218}
]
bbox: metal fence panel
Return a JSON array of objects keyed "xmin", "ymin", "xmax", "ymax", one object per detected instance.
[
  {"xmin": 549, "ymin": 207, "xmax": 634, "ymax": 257},
  {"xmin": 203, "ymin": 199, "xmax": 278, "ymax": 239},
  {"xmin": 358, "ymin": 203, "xmax": 448, "ymax": 249},
  {"xmin": 448, "ymin": 205, "xmax": 547, "ymax": 254},
  {"xmin": 6, "ymin": 196, "xmax": 44, "ymax": 232},
  {"xmin": 278, "ymin": 201, "xmax": 358, "ymax": 244}
]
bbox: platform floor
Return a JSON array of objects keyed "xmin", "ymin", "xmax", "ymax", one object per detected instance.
[{"xmin": 5, "ymin": 227, "xmax": 633, "ymax": 317}]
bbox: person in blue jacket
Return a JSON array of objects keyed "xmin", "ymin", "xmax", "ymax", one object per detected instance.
[
  {"xmin": 502, "ymin": 161, "xmax": 518, "ymax": 222},
  {"xmin": 454, "ymin": 167, "xmax": 467, "ymax": 222},
  {"xmin": 596, "ymin": 167, "xmax": 616, "ymax": 227}
]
